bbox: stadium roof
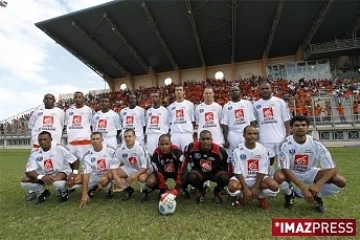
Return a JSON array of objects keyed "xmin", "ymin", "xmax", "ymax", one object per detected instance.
[{"xmin": 35, "ymin": 0, "xmax": 360, "ymax": 80}]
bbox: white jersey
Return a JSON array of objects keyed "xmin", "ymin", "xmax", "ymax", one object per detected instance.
[
  {"xmin": 91, "ymin": 110, "xmax": 121, "ymax": 137},
  {"xmin": 111, "ymin": 141, "xmax": 152, "ymax": 171},
  {"xmin": 119, "ymin": 106, "xmax": 145, "ymax": 138},
  {"xmin": 28, "ymin": 107, "xmax": 65, "ymax": 146},
  {"xmin": 82, "ymin": 146, "xmax": 115, "ymax": 176},
  {"xmin": 231, "ymin": 142, "xmax": 269, "ymax": 179},
  {"xmin": 25, "ymin": 144, "xmax": 77, "ymax": 175},
  {"xmin": 221, "ymin": 100, "xmax": 256, "ymax": 133},
  {"xmin": 65, "ymin": 105, "xmax": 94, "ymax": 143},
  {"xmin": 278, "ymin": 135, "xmax": 336, "ymax": 173},
  {"xmin": 253, "ymin": 96, "xmax": 291, "ymax": 143},
  {"xmin": 145, "ymin": 106, "xmax": 169, "ymax": 134},
  {"xmin": 167, "ymin": 100, "xmax": 195, "ymax": 133},
  {"xmin": 195, "ymin": 102, "xmax": 224, "ymax": 145}
]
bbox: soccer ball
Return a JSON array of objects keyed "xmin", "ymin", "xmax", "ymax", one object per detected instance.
[{"xmin": 158, "ymin": 199, "xmax": 177, "ymax": 215}]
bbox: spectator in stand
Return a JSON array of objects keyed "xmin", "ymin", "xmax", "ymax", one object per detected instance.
[{"xmin": 336, "ymin": 103, "xmax": 346, "ymax": 122}]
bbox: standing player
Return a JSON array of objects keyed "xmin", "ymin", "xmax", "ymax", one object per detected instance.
[
  {"xmin": 146, "ymin": 134, "xmax": 188, "ymax": 200},
  {"xmin": 253, "ymin": 82, "xmax": 291, "ymax": 176},
  {"xmin": 274, "ymin": 115, "xmax": 346, "ymax": 213},
  {"xmin": 67, "ymin": 132, "xmax": 116, "ymax": 207},
  {"xmin": 167, "ymin": 86, "xmax": 195, "ymax": 150},
  {"xmin": 28, "ymin": 93, "xmax": 65, "ymax": 150},
  {"xmin": 221, "ymin": 86, "xmax": 256, "ymax": 151},
  {"xmin": 101, "ymin": 129, "xmax": 152, "ymax": 201},
  {"xmin": 195, "ymin": 86, "xmax": 224, "ymax": 190},
  {"xmin": 145, "ymin": 93, "xmax": 169, "ymax": 154},
  {"xmin": 184, "ymin": 130, "xmax": 229, "ymax": 204},
  {"xmin": 26, "ymin": 93, "xmax": 65, "ymax": 200},
  {"xmin": 65, "ymin": 91, "xmax": 93, "ymax": 160},
  {"xmin": 21, "ymin": 131, "xmax": 79, "ymax": 204},
  {"xmin": 120, "ymin": 93, "xmax": 146, "ymax": 145},
  {"xmin": 227, "ymin": 126, "xmax": 279, "ymax": 210},
  {"xmin": 92, "ymin": 96, "xmax": 121, "ymax": 149}
]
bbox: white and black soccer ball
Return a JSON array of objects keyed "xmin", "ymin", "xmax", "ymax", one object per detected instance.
[{"xmin": 158, "ymin": 199, "xmax": 177, "ymax": 215}]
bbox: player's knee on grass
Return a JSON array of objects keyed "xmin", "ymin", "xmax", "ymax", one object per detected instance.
[
  {"xmin": 146, "ymin": 174, "xmax": 157, "ymax": 188},
  {"xmin": 227, "ymin": 179, "xmax": 241, "ymax": 193},
  {"xmin": 53, "ymin": 172, "xmax": 67, "ymax": 181},
  {"xmin": 216, "ymin": 173, "xmax": 230, "ymax": 188},
  {"xmin": 273, "ymin": 169, "xmax": 286, "ymax": 184},
  {"xmin": 137, "ymin": 173, "xmax": 148, "ymax": 183},
  {"xmin": 100, "ymin": 176, "xmax": 110, "ymax": 188},
  {"xmin": 262, "ymin": 178, "xmax": 279, "ymax": 192},
  {"xmin": 187, "ymin": 172, "xmax": 202, "ymax": 189},
  {"xmin": 331, "ymin": 174, "xmax": 346, "ymax": 188},
  {"xmin": 21, "ymin": 176, "xmax": 36, "ymax": 183}
]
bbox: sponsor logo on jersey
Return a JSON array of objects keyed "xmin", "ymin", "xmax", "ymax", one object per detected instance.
[
  {"xmin": 261, "ymin": 107, "xmax": 278, "ymax": 124},
  {"xmin": 200, "ymin": 159, "xmax": 212, "ymax": 172},
  {"xmin": 126, "ymin": 116, "xmax": 134, "ymax": 125},
  {"xmin": 293, "ymin": 154, "xmax": 309, "ymax": 172},
  {"xmin": 128, "ymin": 157, "xmax": 137, "ymax": 166},
  {"xmin": 44, "ymin": 159, "xmax": 54, "ymax": 172},
  {"xmin": 43, "ymin": 116, "xmax": 54, "ymax": 126},
  {"xmin": 98, "ymin": 119, "xmax": 107, "ymax": 129},
  {"xmin": 247, "ymin": 159, "xmax": 259, "ymax": 177},
  {"xmin": 233, "ymin": 108, "xmax": 246, "ymax": 125},
  {"xmin": 164, "ymin": 162, "xmax": 175, "ymax": 172},
  {"xmin": 97, "ymin": 159, "xmax": 106, "ymax": 170}
]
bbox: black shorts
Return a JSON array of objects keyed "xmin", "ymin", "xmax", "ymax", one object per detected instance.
[
  {"xmin": 193, "ymin": 169, "xmax": 228, "ymax": 182},
  {"xmin": 163, "ymin": 172, "xmax": 177, "ymax": 181}
]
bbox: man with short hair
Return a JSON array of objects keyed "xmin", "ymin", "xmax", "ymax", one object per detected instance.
[
  {"xmin": 92, "ymin": 96, "xmax": 121, "ymax": 149},
  {"xmin": 167, "ymin": 86, "xmax": 195, "ymax": 150},
  {"xmin": 120, "ymin": 93, "xmax": 146, "ymax": 145},
  {"xmin": 221, "ymin": 86, "xmax": 256, "ymax": 151},
  {"xmin": 101, "ymin": 129, "xmax": 153, "ymax": 201},
  {"xmin": 227, "ymin": 125, "xmax": 279, "ymax": 210},
  {"xmin": 146, "ymin": 134, "xmax": 188, "ymax": 200},
  {"xmin": 65, "ymin": 91, "xmax": 94, "ymax": 160},
  {"xmin": 66, "ymin": 132, "xmax": 116, "ymax": 207},
  {"xmin": 145, "ymin": 93, "xmax": 169, "ymax": 154},
  {"xmin": 21, "ymin": 131, "xmax": 79, "ymax": 204},
  {"xmin": 274, "ymin": 115, "xmax": 346, "ymax": 213},
  {"xmin": 184, "ymin": 130, "xmax": 230, "ymax": 204}
]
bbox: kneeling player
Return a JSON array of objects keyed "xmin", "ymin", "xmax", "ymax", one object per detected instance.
[
  {"xmin": 274, "ymin": 115, "xmax": 346, "ymax": 213},
  {"xmin": 101, "ymin": 129, "xmax": 152, "ymax": 201},
  {"xmin": 21, "ymin": 131, "xmax": 79, "ymax": 204},
  {"xmin": 146, "ymin": 134, "xmax": 188, "ymax": 200},
  {"xmin": 66, "ymin": 132, "xmax": 115, "ymax": 207},
  {"xmin": 185, "ymin": 130, "xmax": 230, "ymax": 204},
  {"xmin": 227, "ymin": 126, "xmax": 279, "ymax": 210}
]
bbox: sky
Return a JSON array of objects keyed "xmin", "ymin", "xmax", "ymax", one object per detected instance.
[{"xmin": 0, "ymin": 0, "xmax": 112, "ymax": 120}]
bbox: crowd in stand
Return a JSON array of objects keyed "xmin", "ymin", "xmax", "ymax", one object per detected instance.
[{"xmin": 2, "ymin": 76, "xmax": 359, "ymax": 135}]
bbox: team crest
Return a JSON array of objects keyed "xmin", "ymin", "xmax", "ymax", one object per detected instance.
[
  {"xmin": 194, "ymin": 153, "xmax": 201, "ymax": 159},
  {"xmin": 122, "ymin": 153, "xmax": 128, "ymax": 158},
  {"xmin": 69, "ymin": 112, "xmax": 73, "ymax": 115},
  {"xmin": 36, "ymin": 156, "xmax": 43, "ymax": 162},
  {"xmin": 91, "ymin": 157, "xmax": 96, "ymax": 162},
  {"xmin": 38, "ymin": 112, "xmax": 43, "ymax": 116},
  {"xmin": 256, "ymin": 105, "xmax": 261, "ymax": 109},
  {"xmin": 199, "ymin": 109, "xmax": 204, "ymax": 113},
  {"xmin": 228, "ymin": 106, "xmax": 233, "ymax": 110},
  {"xmin": 95, "ymin": 116, "xmax": 100, "ymax": 120},
  {"xmin": 289, "ymin": 149, "xmax": 296, "ymax": 155},
  {"xmin": 171, "ymin": 106, "xmax": 176, "ymax": 110},
  {"xmin": 122, "ymin": 112, "xmax": 127, "ymax": 115},
  {"xmin": 240, "ymin": 154, "xmax": 246, "ymax": 160}
]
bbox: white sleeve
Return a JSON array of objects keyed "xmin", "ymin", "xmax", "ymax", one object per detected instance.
[
  {"xmin": 217, "ymin": 104, "xmax": 223, "ymax": 123},
  {"xmin": 280, "ymin": 100, "xmax": 291, "ymax": 122},
  {"xmin": 252, "ymin": 103, "xmax": 259, "ymax": 119},
  {"xmin": 259, "ymin": 147, "xmax": 270, "ymax": 175},
  {"xmin": 139, "ymin": 146, "xmax": 150, "ymax": 169},
  {"xmin": 28, "ymin": 111, "xmax": 37, "ymax": 129},
  {"xmin": 315, "ymin": 139, "xmax": 336, "ymax": 169},
  {"xmin": 60, "ymin": 109, "xmax": 65, "ymax": 130},
  {"xmin": 278, "ymin": 142, "xmax": 290, "ymax": 169},
  {"xmin": 60, "ymin": 146, "xmax": 78, "ymax": 164},
  {"xmin": 167, "ymin": 106, "xmax": 172, "ymax": 126},
  {"xmin": 145, "ymin": 110, "xmax": 150, "ymax": 126},
  {"xmin": 88, "ymin": 108, "xmax": 95, "ymax": 123},
  {"xmin": 25, "ymin": 155, "xmax": 38, "ymax": 172},
  {"xmin": 231, "ymin": 150, "xmax": 242, "ymax": 175},
  {"xmin": 194, "ymin": 106, "xmax": 199, "ymax": 125},
  {"xmin": 141, "ymin": 108, "xmax": 146, "ymax": 127},
  {"xmin": 220, "ymin": 104, "xmax": 229, "ymax": 125},
  {"xmin": 189, "ymin": 102, "xmax": 195, "ymax": 122},
  {"xmin": 248, "ymin": 102, "xmax": 256, "ymax": 122},
  {"xmin": 114, "ymin": 112, "xmax": 121, "ymax": 130},
  {"xmin": 110, "ymin": 148, "xmax": 122, "ymax": 169},
  {"xmin": 64, "ymin": 110, "xmax": 69, "ymax": 127},
  {"xmin": 82, "ymin": 158, "xmax": 92, "ymax": 174}
]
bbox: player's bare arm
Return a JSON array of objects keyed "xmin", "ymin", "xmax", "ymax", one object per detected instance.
[
  {"xmin": 25, "ymin": 170, "xmax": 54, "ymax": 185},
  {"xmin": 284, "ymin": 120, "xmax": 291, "ymax": 137},
  {"xmin": 251, "ymin": 172, "xmax": 265, "ymax": 197},
  {"xmin": 282, "ymin": 169, "xmax": 314, "ymax": 204},
  {"xmin": 127, "ymin": 168, "xmax": 147, "ymax": 184},
  {"xmin": 309, "ymin": 168, "xmax": 336, "ymax": 197},
  {"xmin": 221, "ymin": 124, "xmax": 229, "ymax": 148},
  {"xmin": 236, "ymin": 174, "xmax": 252, "ymax": 201},
  {"xmin": 80, "ymin": 174, "xmax": 91, "ymax": 207}
]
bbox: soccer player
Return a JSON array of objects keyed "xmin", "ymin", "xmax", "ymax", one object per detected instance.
[
  {"xmin": 65, "ymin": 91, "xmax": 93, "ymax": 160},
  {"xmin": 20, "ymin": 131, "xmax": 79, "ymax": 204},
  {"xmin": 67, "ymin": 132, "xmax": 116, "ymax": 207},
  {"xmin": 101, "ymin": 129, "xmax": 152, "ymax": 201},
  {"xmin": 227, "ymin": 125, "xmax": 279, "ymax": 210},
  {"xmin": 145, "ymin": 93, "xmax": 169, "ymax": 154},
  {"xmin": 221, "ymin": 86, "xmax": 256, "ymax": 151},
  {"xmin": 92, "ymin": 96, "xmax": 121, "ymax": 149},
  {"xmin": 274, "ymin": 115, "xmax": 346, "ymax": 213},
  {"xmin": 184, "ymin": 130, "xmax": 229, "ymax": 204},
  {"xmin": 167, "ymin": 86, "xmax": 195, "ymax": 150},
  {"xmin": 146, "ymin": 134, "xmax": 188, "ymax": 200},
  {"xmin": 120, "ymin": 93, "xmax": 146, "ymax": 145},
  {"xmin": 26, "ymin": 93, "xmax": 65, "ymax": 200},
  {"xmin": 253, "ymin": 82, "xmax": 291, "ymax": 176},
  {"xmin": 28, "ymin": 93, "xmax": 65, "ymax": 151}
]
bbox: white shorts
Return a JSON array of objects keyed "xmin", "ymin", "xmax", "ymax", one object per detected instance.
[
  {"xmin": 261, "ymin": 143, "xmax": 279, "ymax": 158},
  {"xmin": 230, "ymin": 176, "xmax": 268, "ymax": 188},
  {"xmin": 120, "ymin": 166, "xmax": 152, "ymax": 177},
  {"xmin": 88, "ymin": 175, "xmax": 102, "ymax": 189},
  {"xmin": 104, "ymin": 136, "xmax": 118, "ymax": 149},
  {"xmin": 293, "ymin": 168, "xmax": 320, "ymax": 184},
  {"xmin": 228, "ymin": 131, "xmax": 244, "ymax": 151},
  {"xmin": 171, "ymin": 132, "xmax": 193, "ymax": 151},
  {"xmin": 67, "ymin": 144, "xmax": 91, "ymax": 160},
  {"xmin": 146, "ymin": 133, "xmax": 162, "ymax": 155}
]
